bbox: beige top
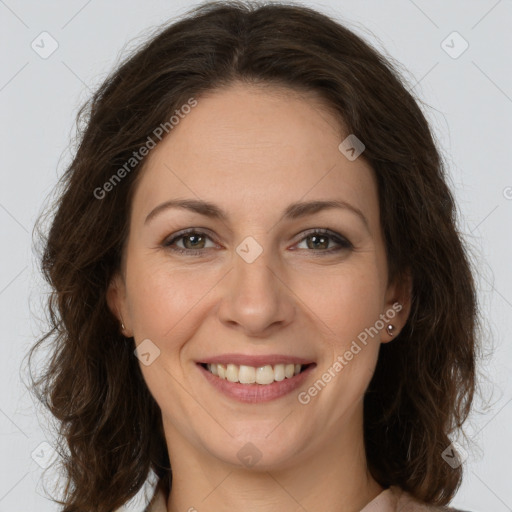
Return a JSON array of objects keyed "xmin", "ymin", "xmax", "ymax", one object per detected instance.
[{"xmin": 140, "ymin": 484, "xmax": 468, "ymax": 512}]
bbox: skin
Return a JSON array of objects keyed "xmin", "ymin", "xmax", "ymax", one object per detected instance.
[{"xmin": 108, "ymin": 82, "xmax": 411, "ymax": 512}]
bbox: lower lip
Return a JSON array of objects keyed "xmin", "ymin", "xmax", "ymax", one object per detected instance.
[{"xmin": 197, "ymin": 363, "xmax": 316, "ymax": 403}]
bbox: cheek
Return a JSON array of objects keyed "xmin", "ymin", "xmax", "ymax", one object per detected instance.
[
  {"xmin": 310, "ymin": 270, "xmax": 383, "ymax": 409},
  {"xmin": 125, "ymin": 249, "xmax": 384, "ymax": 344},
  {"xmin": 297, "ymin": 263, "xmax": 384, "ymax": 345},
  {"xmin": 124, "ymin": 254, "xmax": 215, "ymax": 340}
]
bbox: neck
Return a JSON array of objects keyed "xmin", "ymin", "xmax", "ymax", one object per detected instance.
[{"xmin": 161, "ymin": 403, "xmax": 384, "ymax": 512}]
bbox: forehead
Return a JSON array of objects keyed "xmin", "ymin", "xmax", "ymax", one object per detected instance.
[{"xmin": 131, "ymin": 83, "xmax": 379, "ymax": 226}]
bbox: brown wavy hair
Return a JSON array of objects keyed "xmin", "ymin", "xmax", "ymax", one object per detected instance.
[{"xmin": 26, "ymin": 1, "xmax": 481, "ymax": 510}]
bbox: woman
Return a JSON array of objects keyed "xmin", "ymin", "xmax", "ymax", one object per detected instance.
[{"xmin": 28, "ymin": 1, "xmax": 479, "ymax": 511}]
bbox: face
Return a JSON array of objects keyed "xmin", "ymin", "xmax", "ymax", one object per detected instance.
[{"xmin": 108, "ymin": 82, "xmax": 410, "ymax": 471}]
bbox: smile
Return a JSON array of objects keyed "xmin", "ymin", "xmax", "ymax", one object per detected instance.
[
  {"xmin": 197, "ymin": 362, "xmax": 317, "ymax": 403},
  {"xmin": 200, "ymin": 362, "xmax": 312, "ymax": 384}
]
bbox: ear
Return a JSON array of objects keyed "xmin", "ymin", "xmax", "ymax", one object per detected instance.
[
  {"xmin": 381, "ymin": 268, "xmax": 412, "ymax": 343},
  {"xmin": 106, "ymin": 272, "xmax": 132, "ymax": 337}
]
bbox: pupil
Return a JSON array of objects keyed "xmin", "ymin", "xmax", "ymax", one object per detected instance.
[
  {"xmin": 185, "ymin": 234, "xmax": 203, "ymax": 248},
  {"xmin": 308, "ymin": 235, "xmax": 328, "ymax": 250}
]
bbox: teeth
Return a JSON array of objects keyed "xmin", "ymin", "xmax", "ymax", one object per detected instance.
[
  {"xmin": 239, "ymin": 365, "xmax": 256, "ymax": 384},
  {"xmin": 205, "ymin": 362, "xmax": 303, "ymax": 384},
  {"xmin": 226, "ymin": 363, "xmax": 238, "ymax": 383},
  {"xmin": 274, "ymin": 364, "xmax": 285, "ymax": 381},
  {"xmin": 256, "ymin": 365, "xmax": 274, "ymax": 385}
]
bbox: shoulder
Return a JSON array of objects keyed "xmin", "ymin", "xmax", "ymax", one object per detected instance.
[
  {"xmin": 438, "ymin": 506, "xmax": 475, "ymax": 512},
  {"xmin": 143, "ymin": 483, "xmax": 167, "ymax": 512},
  {"xmin": 391, "ymin": 485, "xmax": 476, "ymax": 512}
]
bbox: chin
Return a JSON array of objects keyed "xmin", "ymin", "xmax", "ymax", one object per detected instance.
[{"xmin": 203, "ymin": 428, "xmax": 306, "ymax": 471}]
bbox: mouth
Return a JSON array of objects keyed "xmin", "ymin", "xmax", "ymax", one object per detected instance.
[
  {"xmin": 198, "ymin": 362, "xmax": 315, "ymax": 385},
  {"xmin": 196, "ymin": 361, "xmax": 317, "ymax": 403}
]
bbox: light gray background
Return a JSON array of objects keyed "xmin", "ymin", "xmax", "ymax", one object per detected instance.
[{"xmin": 1, "ymin": 1, "xmax": 511, "ymax": 511}]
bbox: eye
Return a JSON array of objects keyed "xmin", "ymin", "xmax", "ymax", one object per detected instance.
[
  {"xmin": 294, "ymin": 229, "xmax": 353, "ymax": 254},
  {"xmin": 162, "ymin": 228, "xmax": 352, "ymax": 256},
  {"xmin": 162, "ymin": 229, "xmax": 217, "ymax": 255}
]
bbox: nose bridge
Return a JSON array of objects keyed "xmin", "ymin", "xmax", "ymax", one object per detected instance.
[
  {"xmin": 217, "ymin": 234, "xmax": 294, "ymax": 335},
  {"xmin": 232, "ymin": 234, "xmax": 280, "ymax": 301}
]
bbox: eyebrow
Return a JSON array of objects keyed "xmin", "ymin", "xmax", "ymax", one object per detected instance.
[{"xmin": 144, "ymin": 198, "xmax": 370, "ymax": 231}]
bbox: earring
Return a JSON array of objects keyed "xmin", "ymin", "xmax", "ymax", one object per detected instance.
[
  {"xmin": 386, "ymin": 324, "xmax": 395, "ymax": 337},
  {"xmin": 117, "ymin": 307, "xmax": 126, "ymax": 333}
]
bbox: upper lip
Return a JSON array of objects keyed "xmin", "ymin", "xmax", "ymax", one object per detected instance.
[{"xmin": 198, "ymin": 354, "xmax": 315, "ymax": 367}]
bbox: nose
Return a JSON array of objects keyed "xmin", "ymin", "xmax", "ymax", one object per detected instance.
[{"xmin": 216, "ymin": 243, "xmax": 296, "ymax": 337}]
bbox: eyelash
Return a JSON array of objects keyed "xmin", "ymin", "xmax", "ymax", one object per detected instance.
[{"xmin": 162, "ymin": 228, "xmax": 353, "ymax": 256}]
